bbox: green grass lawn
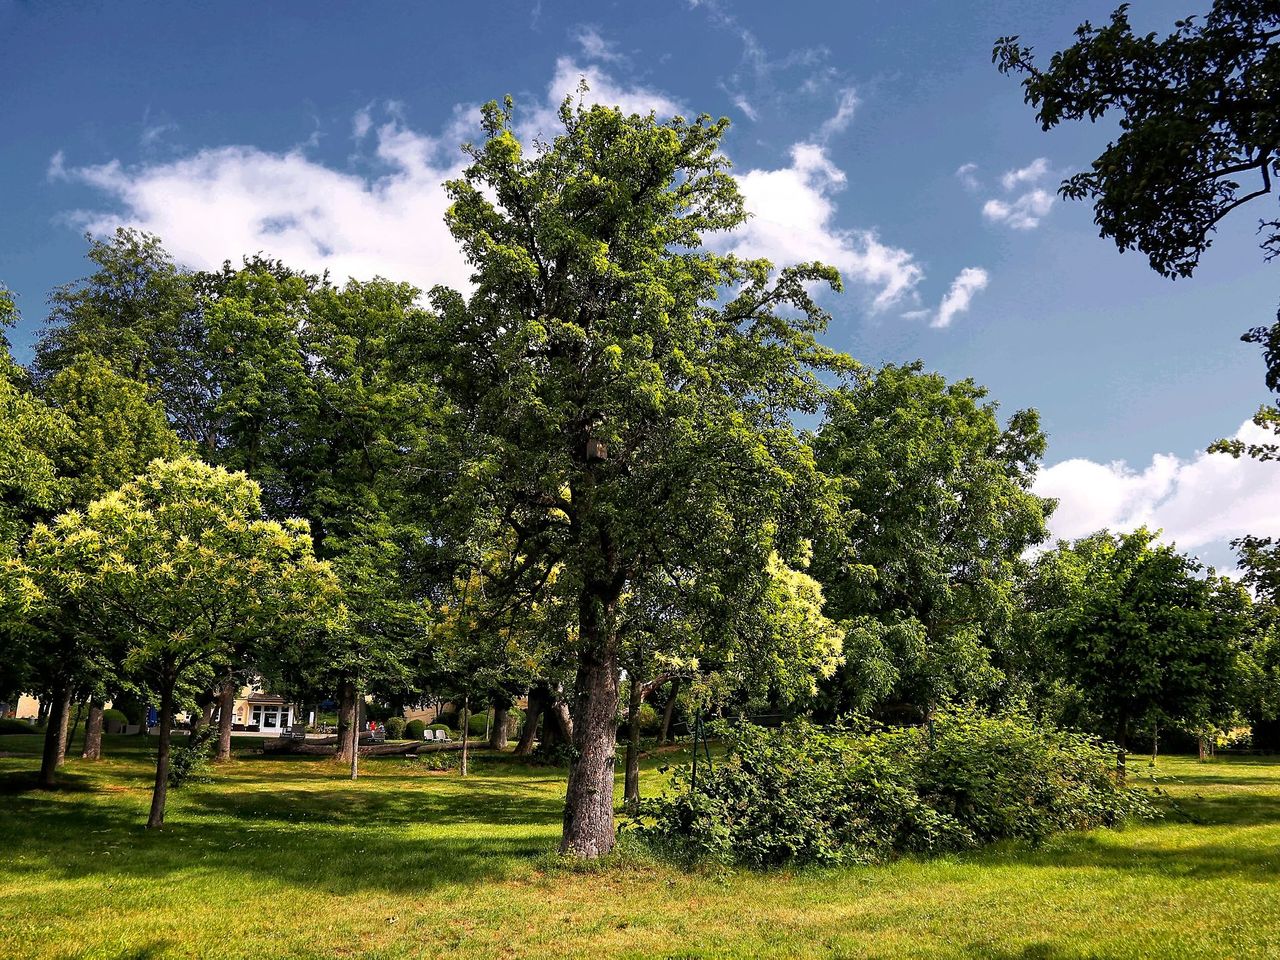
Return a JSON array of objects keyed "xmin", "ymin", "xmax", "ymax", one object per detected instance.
[{"xmin": 0, "ymin": 734, "xmax": 1276, "ymax": 959}]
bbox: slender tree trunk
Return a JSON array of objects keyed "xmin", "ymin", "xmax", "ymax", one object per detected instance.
[
  {"xmin": 461, "ymin": 694, "xmax": 470, "ymax": 777},
  {"xmin": 1116, "ymin": 714, "xmax": 1129, "ymax": 783},
  {"xmin": 623, "ymin": 677, "xmax": 643, "ymax": 808},
  {"xmin": 215, "ymin": 682, "xmax": 235, "ymax": 762},
  {"xmin": 349, "ymin": 695, "xmax": 360, "ymax": 780},
  {"xmin": 515, "ymin": 688, "xmax": 544, "ymax": 756},
  {"xmin": 549, "ymin": 699, "xmax": 574, "ymax": 743},
  {"xmin": 147, "ymin": 682, "xmax": 175, "ymax": 829},
  {"xmin": 659, "ymin": 677, "xmax": 680, "ymax": 745},
  {"xmin": 38, "ymin": 685, "xmax": 72, "ymax": 789},
  {"xmin": 336, "ymin": 680, "xmax": 356, "ymax": 764},
  {"xmin": 489, "ymin": 702, "xmax": 511, "ymax": 750},
  {"xmin": 1151, "ymin": 723, "xmax": 1160, "ymax": 766},
  {"xmin": 560, "ymin": 586, "xmax": 622, "ymax": 859},
  {"xmin": 1198, "ymin": 735, "xmax": 1209, "ymax": 762},
  {"xmin": 37, "ymin": 698, "xmax": 50, "ymax": 727},
  {"xmin": 64, "ymin": 700, "xmax": 85, "ymax": 760},
  {"xmin": 81, "ymin": 700, "xmax": 104, "ymax": 760}
]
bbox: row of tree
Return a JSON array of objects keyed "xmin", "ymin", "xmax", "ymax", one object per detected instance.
[{"xmin": 3, "ymin": 43, "xmax": 1279, "ymax": 852}]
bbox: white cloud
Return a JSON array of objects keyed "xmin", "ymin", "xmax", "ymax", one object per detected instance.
[
  {"xmin": 1000, "ymin": 157, "xmax": 1049, "ymax": 191},
  {"xmin": 58, "ymin": 114, "xmax": 473, "ymax": 293},
  {"xmin": 571, "ymin": 25, "xmax": 623, "ymax": 63},
  {"xmin": 1035, "ymin": 419, "xmax": 1280, "ymax": 560},
  {"xmin": 817, "ymin": 87, "xmax": 859, "ymax": 142},
  {"xmin": 932, "ymin": 267, "xmax": 989, "ymax": 329},
  {"xmin": 726, "ymin": 142, "xmax": 924, "ymax": 311},
  {"xmin": 955, "ymin": 162, "xmax": 979, "ymax": 192},
  {"xmin": 981, "ymin": 158, "xmax": 1056, "ymax": 230},
  {"xmin": 982, "ymin": 189, "xmax": 1055, "ymax": 230}
]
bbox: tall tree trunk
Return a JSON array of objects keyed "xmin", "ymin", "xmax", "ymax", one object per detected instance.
[
  {"xmin": 215, "ymin": 682, "xmax": 235, "ymax": 762},
  {"xmin": 64, "ymin": 700, "xmax": 84, "ymax": 761},
  {"xmin": 560, "ymin": 586, "xmax": 622, "ymax": 859},
  {"xmin": 461, "ymin": 695, "xmax": 470, "ymax": 777},
  {"xmin": 38, "ymin": 685, "xmax": 72, "ymax": 789},
  {"xmin": 336, "ymin": 680, "xmax": 356, "ymax": 764},
  {"xmin": 659, "ymin": 677, "xmax": 680, "ymax": 745},
  {"xmin": 489, "ymin": 700, "xmax": 510, "ymax": 750},
  {"xmin": 349, "ymin": 698, "xmax": 360, "ymax": 780},
  {"xmin": 147, "ymin": 681, "xmax": 175, "ymax": 829},
  {"xmin": 623, "ymin": 677, "xmax": 643, "ymax": 809},
  {"xmin": 81, "ymin": 700, "xmax": 105, "ymax": 760},
  {"xmin": 515, "ymin": 688, "xmax": 544, "ymax": 756},
  {"xmin": 548, "ymin": 699, "xmax": 574, "ymax": 743},
  {"xmin": 1116, "ymin": 714, "xmax": 1129, "ymax": 783}
]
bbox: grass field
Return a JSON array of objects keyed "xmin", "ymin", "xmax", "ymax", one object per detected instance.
[{"xmin": 0, "ymin": 734, "xmax": 1276, "ymax": 959}]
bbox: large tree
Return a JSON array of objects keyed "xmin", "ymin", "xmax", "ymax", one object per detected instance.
[
  {"xmin": 995, "ymin": 1, "xmax": 1280, "ymax": 279},
  {"xmin": 426, "ymin": 97, "xmax": 849, "ymax": 857},
  {"xmin": 1025, "ymin": 528, "xmax": 1244, "ymax": 776},
  {"xmin": 21, "ymin": 458, "xmax": 338, "ymax": 825},
  {"xmin": 810, "ymin": 362, "xmax": 1052, "ymax": 720}
]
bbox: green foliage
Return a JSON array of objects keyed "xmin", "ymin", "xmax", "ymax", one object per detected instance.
[
  {"xmin": 384, "ymin": 716, "xmax": 406, "ymax": 739},
  {"xmin": 101, "ymin": 708, "xmax": 128, "ymax": 732},
  {"xmin": 404, "ymin": 719, "xmax": 426, "ymax": 740},
  {"xmin": 811, "ymin": 362, "xmax": 1051, "ymax": 718},
  {"xmin": 167, "ymin": 737, "xmax": 214, "ymax": 789},
  {"xmin": 1023, "ymin": 528, "xmax": 1246, "ymax": 753},
  {"xmin": 637, "ymin": 710, "xmax": 1153, "ymax": 869},
  {"xmin": 0, "ymin": 718, "xmax": 39, "ymax": 735},
  {"xmin": 995, "ymin": 1, "xmax": 1280, "ymax": 278},
  {"xmin": 467, "ymin": 711, "xmax": 487, "ymax": 737},
  {"xmin": 407, "ymin": 750, "xmax": 461, "ymax": 772},
  {"xmin": 637, "ymin": 702, "xmax": 661, "ymax": 736}
]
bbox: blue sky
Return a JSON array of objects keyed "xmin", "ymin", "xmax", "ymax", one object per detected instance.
[{"xmin": 2, "ymin": 0, "xmax": 1278, "ymax": 569}]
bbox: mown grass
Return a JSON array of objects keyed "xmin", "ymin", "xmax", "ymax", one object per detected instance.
[{"xmin": 0, "ymin": 733, "xmax": 1276, "ymax": 959}]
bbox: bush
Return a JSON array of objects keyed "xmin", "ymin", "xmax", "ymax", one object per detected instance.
[
  {"xmin": 404, "ymin": 719, "xmax": 426, "ymax": 741},
  {"xmin": 0, "ymin": 718, "xmax": 39, "ymax": 735},
  {"xmin": 385, "ymin": 716, "xmax": 407, "ymax": 740},
  {"xmin": 406, "ymin": 750, "xmax": 461, "ymax": 772},
  {"xmin": 635, "ymin": 709, "xmax": 1155, "ymax": 869},
  {"xmin": 427, "ymin": 723, "xmax": 451, "ymax": 733},
  {"xmin": 102, "ymin": 708, "xmax": 129, "ymax": 733},
  {"xmin": 168, "ymin": 737, "xmax": 214, "ymax": 788},
  {"xmin": 467, "ymin": 711, "xmax": 488, "ymax": 737},
  {"xmin": 435, "ymin": 707, "xmax": 459, "ymax": 730}
]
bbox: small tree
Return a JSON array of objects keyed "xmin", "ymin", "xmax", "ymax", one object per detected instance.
[
  {"xmin": 1027, "ymin": 528, "xmax": 1244, "ymax": 776},
  {"xmin": 23, "ymin": 458, "xmax": 339, "ymax": 826}
]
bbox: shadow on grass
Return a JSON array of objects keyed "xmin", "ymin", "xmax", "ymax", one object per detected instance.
[{"xmin": 0, "ymin": 756, "xmax": 569, "ymax": 895}]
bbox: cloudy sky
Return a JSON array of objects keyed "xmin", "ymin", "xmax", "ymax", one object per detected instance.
[{"xmin": 2, "ymin": 0, "xmax": 1277, "ymax": 570}]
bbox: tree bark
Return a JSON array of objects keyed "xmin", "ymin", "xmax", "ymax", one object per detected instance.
[
  {"xmin": 659, "ymin": 677, "xmax": 680, "ymax": 745},
  {"xmin": 1116, "ymin": 714, "xmax": 1129, "ymax": 783},
  {"xmin": 147, "ymin": 681, "xmax": 175, "ymax": 829},
  {"xmin": 489, "ymin": 702, "xmax": 510, "ymax": 750},
  {"xmin": 38, "ymin": 685, "xmax": 72, "ymax": 789},
  {"xmin": 349, "ymin": 697, "xmax": 360, "ymax": 780},
  {"xmin": 64, "ymin": 700, "xmax": 84, "ymax": 761},
  {"xmin": 515, "ymin": 688, "xmax": 544, "ymax": 756},
  {"xmin": 560, "ymin": 584, "xmax": 622, "ymax": 858},
  {"xmin": 336, "ymin": 680, "xmax": 356, "ymax": 764},
  {"xmin": 81, "ymin": 700, "xmax": 104, "ymax": 761},
  {"xmin": 461, "ymin": 695, "xmax": 470, "ymax": 777},
  {"xmin": 623, "ymin": 676, "xmax": 643, "ymax": 808},
  {"xmin": 215, "ymin": 682, "xmax": 235, "ymax": 762},
  {"xmin": 547, "ymin": 698, "xmax": 574, "ymax": 744}
]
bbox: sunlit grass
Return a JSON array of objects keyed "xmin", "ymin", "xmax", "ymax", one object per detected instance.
[{"xmin": 1, "ymin": 734, "xmax": 1276, "ymax": 958}]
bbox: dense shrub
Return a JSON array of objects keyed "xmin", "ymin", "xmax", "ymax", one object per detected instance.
[
  {"xmin": 385, "ymin": 716, "xmax": 406, "ymax": 740},
  {"xmin": 435, "ymin": 707, "xmax": 459, "ymax": 730},
  {"xmin": 427, "ymin": 723, "xmax": 451, "ymax": 735},
  {"xmin": 0, "ymin": 718, "xmax": 39, "ymax": 735},
  {"xmin": 404, "ymin": 719, "xmax": 426, "ymax": 741},
  {"xmin": 406, "ymin": 750, "xmax": 461, "ymax": 772},
  {"xmin": 467, "ymin": 711, "xmax": 488, "ymax": 737},
  {"xmin": 102, "ymin": 708, "xmax": 129, "ymax": 733},
  {"xmin": 168, "ymin": 738, "xmax": 214, "ymax": 788},
  {"xmin": 635, "ymin": 709, "xmax": 1154, "ymax": 868}
]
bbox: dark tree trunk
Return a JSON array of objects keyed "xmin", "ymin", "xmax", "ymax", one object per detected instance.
[
  {"xmin": 147, "ymin": 682, "xmax": 175, "ymax": 829},
  {"xmin": 81, "ymin": 700, "xmax": 104, "ymax": 760},
  {"xmin": 515, "ymin": 688, "xmax": 544, "ymax": 756},
  {"xmin": 548, "ymin": 698, "xmax": 574, "ymax": 743},
  {"xmin": 64, "ymin": 700, "xmax": 85, "ymax": 760},
  {"xmin": 460, "ymin": 695, "xmax": 470, "ymax": 777},
  {"xmin": 37, "ymin": 698, "xmax": 50, "ymax": 727},
  {"xmin": 336, "ymin": 680, "xmax": 356, "ymax": 764},
  {"xmin": 215, "ymin": 682, "xmax": 235, "ymax": 762},
  {"xmin": 38, "ymin": 685, "xmax": 72, "ymax": 789},
  {"xmin": 623, "ymin": 677, "xmax": 643, "ymax": 809},
  {"xmin": 1116, "ymin": 714, "xmax": 1129, "ymax": 783},
  {"xmin": 659, "ymin": 677, "xmax": 680, "ymax": 745},
  {"xmin": 489, "ymin": 702, "xmax": 510, "ymax": 750},
  {"xmin": 560, "ymin": 587, "xmax": 622, "ymax": 859}
]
